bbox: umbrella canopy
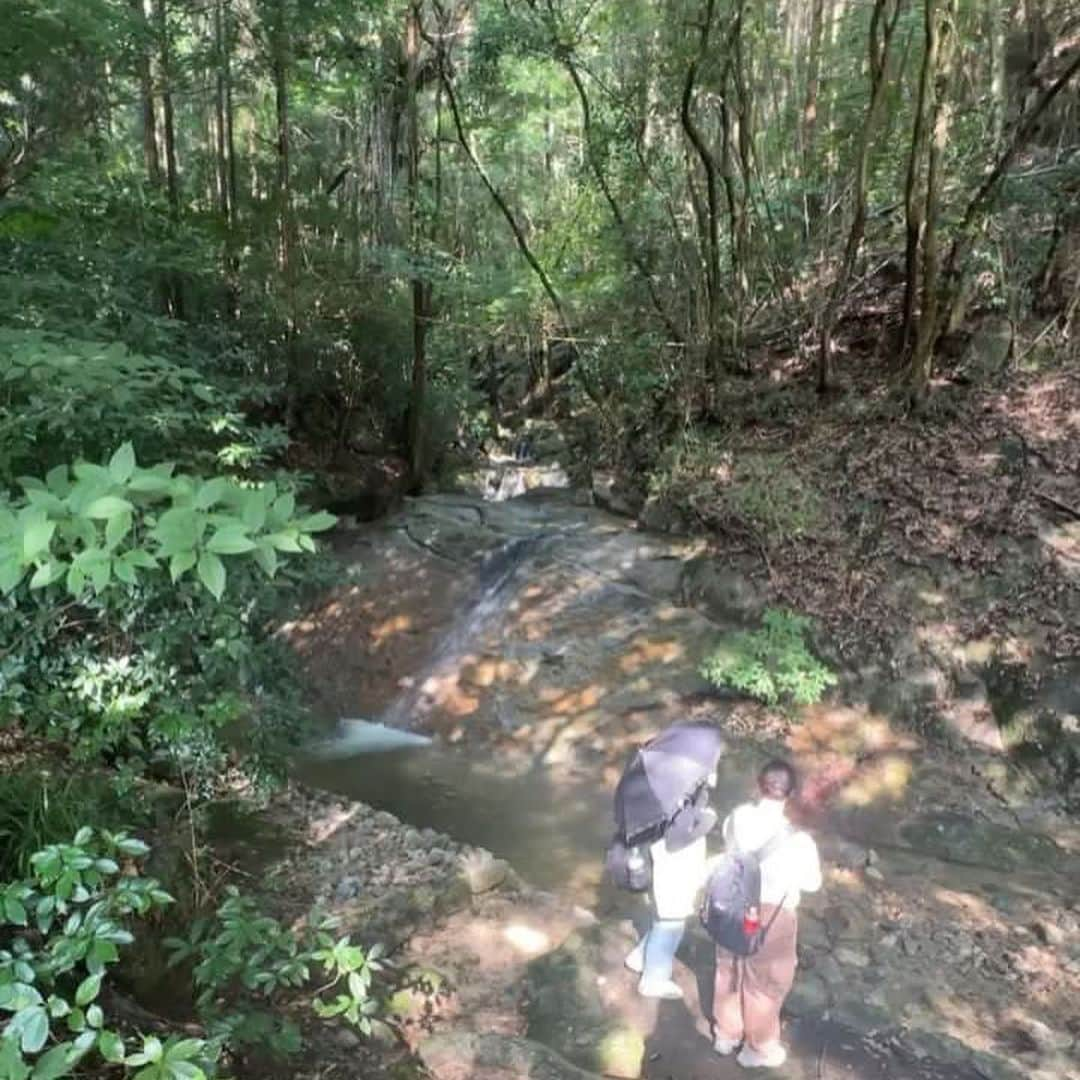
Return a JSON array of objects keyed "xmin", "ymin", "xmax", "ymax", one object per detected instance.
[{"xmin": 614, "ymin": 722, "xmax": 725, "ymax": 843}]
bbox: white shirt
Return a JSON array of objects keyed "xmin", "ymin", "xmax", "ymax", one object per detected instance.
[
  {"xmin": 721, "ymin": 798, "xmax": 822, "ymax": 910},
  {"xmin": 649, "ymin": 834, "xmax": 708, "ymax": 920}
]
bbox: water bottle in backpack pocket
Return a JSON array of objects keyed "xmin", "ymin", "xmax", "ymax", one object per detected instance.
[
  {"xmin": 605, "ymin": 835, "xmax": 653, "ymax": 892},
  {"xmin": 700, "ymin": 827, "xmax": 790, "ymax": 956}
]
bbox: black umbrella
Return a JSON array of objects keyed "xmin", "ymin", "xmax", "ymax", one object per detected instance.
[{"xmin": 614, "ymin": 722, "xmax": 725, "ymax": 844}]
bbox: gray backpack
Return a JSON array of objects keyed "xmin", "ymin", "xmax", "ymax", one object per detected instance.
[{"xmin": 700, "ymin": 826, "xmax": 792, "ymax": 956}]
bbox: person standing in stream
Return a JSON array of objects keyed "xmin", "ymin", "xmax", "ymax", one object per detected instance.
[{"xmin": 711, "ymin": 759, "xmax": 822, "ymax": 1069}]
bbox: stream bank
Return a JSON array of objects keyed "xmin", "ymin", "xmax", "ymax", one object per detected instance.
[{"xmin": 276, "ymin": 490, "xmax": 1078, "ymax": 1080}]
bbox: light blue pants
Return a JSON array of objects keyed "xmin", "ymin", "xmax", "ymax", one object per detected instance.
[{"xmin": 641, "ymin": 918, "xmax": 686, "ymax": 983}]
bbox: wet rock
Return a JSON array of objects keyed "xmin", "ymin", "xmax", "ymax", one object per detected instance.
[
  {"xmin": 459, "ymin": 849, "xmax": 510, "ymax": 895},
  {"xmin": 902, "ymin": 1030, "xmax": 973, "ymax": 1065},
  {"xmin": 1013, "ymin": 1017, "xmax": 1074, "ymax": 1055},
  {"xmin": 639, "ymin": 493, "xmax": 694, "ymax": 536},
  {"xmin": 899, "ymin": 811, "xmax": 1068, "ymax": 874},
  {"xmin": 524, "ymin": 923, "xmax": 645, "ymax": 1078},
  {"xmin": 783, "ymin": 972, "xmax": 830, "ymax": 1018},
  {"xmin": 835, "ymin": 946, "xmax": 871, "ymax": 969},
  {"xmin": 831, "ymin": 996, "xmax": 893, "ymax": 1034},
  {"xmin": 678, "ymin": 556, "xmax": 764, "ymax": 626},
  {"xmin": 334, "ymin": 875, "xmax": 363, "ymax": 902},
  {"xmin": 418, "ymin": 1031, "xmax": 599, "ymax": 1080},
  {"xmin": 591, "ymin": 472, "xmax": 644, "ymax": 518},
  {"xmin": 1031, "ymin": 918, "xmax": 1066, "ymax": 948},
  {"xmin": 798, "ymin": 914, "xmax": 830, "ymax": 951},
  {"xmin": 970, "ymin": 1050, "xmax": 1028, "ymax": 1080}
]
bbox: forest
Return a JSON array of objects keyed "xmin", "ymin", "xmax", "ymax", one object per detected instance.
[{"xmin": 1, "ymin": 0, "xmax": 1079, "ymax": 1078}]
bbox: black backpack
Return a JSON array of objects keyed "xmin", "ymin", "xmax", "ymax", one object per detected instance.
[
  {"xmin": 700, "ymin": 826, "xmax": 792, "ymax": 956},
  {"xmin": 604, "ymin": 835, "xmax": 653, "ymax": 892}
]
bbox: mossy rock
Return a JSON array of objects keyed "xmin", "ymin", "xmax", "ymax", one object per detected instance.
[{"xmin": 899, "ymin": 811, "xmax": 1065, "ymax": 873}]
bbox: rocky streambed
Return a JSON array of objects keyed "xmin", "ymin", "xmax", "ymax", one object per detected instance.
[{"xmin": 271, "ymin": 490, "xmax": 1079, "ymax": 1080}]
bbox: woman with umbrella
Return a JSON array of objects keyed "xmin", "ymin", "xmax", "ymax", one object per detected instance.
[{"xmin": 617, "ymin": 722, "xmax": 724, "ymax": 999}]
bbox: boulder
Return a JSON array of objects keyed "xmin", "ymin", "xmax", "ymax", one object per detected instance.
[
  {"xmin": 458, "ymin": 849, "xmax": 510, "ymax": 895},
  {"xmin": 418, "ymin": 1032, "xmax": 601, "ymax": 1080},
  {"xmin": 523, "ymin": 923, "xmax": 645, "ymax": 1078},
  {"xmin": 678, "ymin": 555, "xmax": 765, "ymax": 626}
]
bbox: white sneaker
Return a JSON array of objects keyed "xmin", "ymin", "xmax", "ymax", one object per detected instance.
[
  {"xmin": 637, "ymin": 977, "xmax": 683, "ymax": 1000},
  {"xmin": 712, "ymin": 1034, "xmax": 741, "ymax": 1055},
  {"xmin": 624, "ymin": 944, "xmax": 645, "ymax": 974},
  {"xmin": 736, "ymin": 1043, "xmax": 787, "ymax": 1069}
]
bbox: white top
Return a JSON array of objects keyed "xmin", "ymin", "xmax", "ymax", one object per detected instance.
[
  {"xmin": 649, "ymin": 834, "xmax": 708, "ymax": 920},
  {"xmin": 721, "ymin": 798, "xmax": 822, "ymax": 910}
]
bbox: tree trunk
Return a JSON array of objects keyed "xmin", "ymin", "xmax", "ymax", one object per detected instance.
[
  {"xmin": 213, "ymin": 0, "xmax": 230, "ymax": 222},
  {"xmin": 405, "ymin": 2, "xmax": 428, "ymax": 491},
  {"xmin": 900, "ymin": 0, "xmax": 937, "ymax": 358},
  {"xmin": 156, "ymin": 0, "xmax": 180, "ymax": 216},
  {"xmin": 133, "ymin": 0, "xmax": 160, "ymax": 187},
  {"xmin": 680, "ymin": 0, "xmax": 724, "ymax": 385},
  {"xmin": 909, "ymin": 0, "xmax": 958, "ymax": 403},
  {"xmin": 269, "ymin": 0, "xmax": 301, "ymax": 421},
  {"xmin": 817, "ymin": 0, "xmax": 902, "ymax": 392}
]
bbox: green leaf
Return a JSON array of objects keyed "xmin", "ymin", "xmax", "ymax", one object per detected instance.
[
  {"xmin": 270, "ymin": 492, "xmax": 295, "ymax": 524},
  {"xmin": 74, "ymin": 974, "xmax": 101, "ymax": 1007},
  {"xmin": 300, "ymin": 511, "xmax": 337, "ymax": 532},
  {"xmin": 194, "ymin": 478, "xmax": 229, "ymax": 510},
  {"xmin": 0, "ymin": 557, "xmax": 25, "ymax": 593},
  {"xmin": 241, "ymin": 492, "xmax": 267, "ymax": 530},
  {"xmin": 29, "ymin": 1041, "xmax": 72, "ymax": 1080},
  {"xmin": 165, "ymin": 1040, "xmax": 203, "ymax": 1063},
  {"xmin": 196, "ymin": 552, "xmax": 226, "ymax": 600},
  {"xmin": 169, "ymin": 550, "xmax": 197, "ymax": 582},
  {"xmin": 112, "ymin": 557, "xmax": 136, "ymax": 585},
  {"xmin": 64, "ymin": 562, "xmax": 85, "ymax": 597},
  {"xmin": 44, "ymin": 465, "xmax": 70, "ymax": 494},
  {"xmin": 265, "ymin": 530, "xmax": 302, "ymax": 553},
  {"xmin": 22, "ymin": 515, "xmax": 56, "ymax": 561},
  {"xmin": 4, "ymin": 895, "xmax": 28, "ymax": 925},
  {"xmin": 84, "ymin": 496, "xmax": 134, "ymax": 521},
  {"xmin": 85, "ymin": 1006, "xmax": 102, "ymax": 1030},
  {"xmin": 109, "ymin": 443, "xmax": 136, "ymax": 484},
  {"xmin": 28, "ymin": 560, "xmax": 63, "ymax": 590},
  {"xmin": 98, "ymin": 1030, "xmax": 125, "ymax": 1064},
  {"xmin": 0, "ymin": 1035, "xmax": 31, "ymax": 1080},
  {"xmin": 105, "ymin": 511, "xmax": 132, "ymax": 550},
  {"xmin": 73, "ymin": 826, "xmax": 92, "ymax": 845},
  {"xmin": 19, "ymin": 1006, "xmax": 49, "ymax": 1054},
  {"xmin": 114, "ymin": 836, "xmax": 150, "ymax": 857},
  {"xmin": 205, "ymin": 527, "xmax": 255, "ymax": 555},
  {"xmin": 253, "ymin": 544, "xmax": 278, "ymax": 578}
]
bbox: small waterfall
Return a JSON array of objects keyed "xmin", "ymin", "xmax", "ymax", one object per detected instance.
[{"xmin": 379, "ymin": 534, "xmax": 545, "ymax": 730}]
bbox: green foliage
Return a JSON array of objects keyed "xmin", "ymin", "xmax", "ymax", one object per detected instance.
[
  {"xmin": 0, "ymin": 329, "xmax": 289, "ymax": 481},
  {"xmin": 165, "ymin": 889, "xmax": 385, "ymax": 1056},
  {"xmin": 0, "ymin": 772, "xmax": 133, "ymax": 881},
  {"xmin": 0, "ymin": 446, "xmax": 334, "ymax": 786},
  {"xmin": 700, "ymin": 608, "xmax": 837, "ymax": 708},
  {"xmin": 0, "ymin": 827, "xmax": 218, "ymax": 1080}
]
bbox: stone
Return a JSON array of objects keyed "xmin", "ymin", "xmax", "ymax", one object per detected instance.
[
  {"xmin": 783, "ymin": 972, "xmax": 830, "ymax": 1017},
  {"xmin": 334, "ymin": 875, "xmax": 363, "ymax": 902},
  {"xmin": 678, "ymin": 555, "xmax": 764, "ymax": 626},
  {"xmin": 903, "ymin": 1030, "xmax": 973, "ymax": 1066},
  {"xmin": 639, "ymin": 494, "xmax": 693, "ymax": 536},
  {"xmin": 418, "ymin": 1032, "xmax": 599, "ymax": 1080},
  {"xmin": 1031, "ymin": 918, "xmax": 1066, "ymax": 947},
  {"xmin": 1014, "ymin": 1017, "xmax": 1074, "ymax": 1055},
  {"xmin": 831, "ymin": 996, "xmax": 893, "ymax": 1034},
  {"xmin": 899, "ymin": 811, "xmax": 1070, "ymax": 874},
  {"xmin": 591, "ymin": 471, "xmax": 644, "ymax": 518},
  {"xmin": 835, "ymin": 946, "xmax": 871, "ymax": 968},
  {"xmin": 865, "ymin": 865, "xmax": 885, "ymax": 882},
  {"xmin": 969, "ymin": 1050, "xmax": 1028, "ymax": 1080},
  {"xmin": 458, "ymin": 849, "xmax": 510, "ymax": 895}
]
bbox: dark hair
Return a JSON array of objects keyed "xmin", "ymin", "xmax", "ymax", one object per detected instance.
[{"xmin": 758, "ymin": 759, "xmax": 797, "ymax": 800}]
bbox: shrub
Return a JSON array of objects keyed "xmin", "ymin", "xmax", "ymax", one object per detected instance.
[
  {"xmin": 165, "ymin": 888, "xmax": 386, "ymax": 1058},
  {"xmin": 700, "ymin": 608, "xmax": 837, "ymax": 707},
  {"xmin": 0, "ymin": 826, "xmax": 219, "ymax": 1080},
  {"xmin": 0, "ymin": 445, "xmax": 335, "ymax": 787}
]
